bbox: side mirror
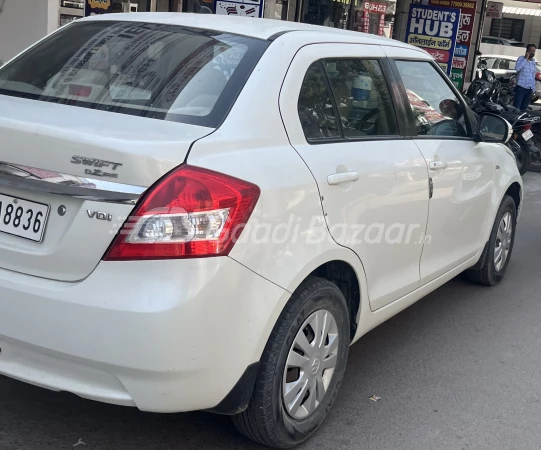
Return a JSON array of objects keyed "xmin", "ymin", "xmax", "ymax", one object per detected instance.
[{"xmin": 475, "ymin": 113, "xmax": 512, "ymax": 144}]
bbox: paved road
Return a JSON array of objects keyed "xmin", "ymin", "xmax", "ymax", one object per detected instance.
[{"xmin": 2, "ymin": 175, "xmax": 541, "ymax": 450}]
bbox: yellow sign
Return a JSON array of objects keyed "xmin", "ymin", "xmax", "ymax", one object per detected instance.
[
  {"xmin": 438, "ymin": 63, "xmax": 449, "ymax": 72},
  {"xmin": 407, "ymin": 34, "xmax": 452, "ymax": 50},
  {"xmin": 88, "ymin": 0, "xmax": 111, "ymax": 9}
]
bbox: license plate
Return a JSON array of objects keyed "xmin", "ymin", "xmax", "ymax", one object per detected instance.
[
  {"xmin": 0, "ymin": 194, "xmax": 50, "ymax": 242},
  {"xmin": 523, "ymin": 129, "xmax": 534, "ymax": 141}
]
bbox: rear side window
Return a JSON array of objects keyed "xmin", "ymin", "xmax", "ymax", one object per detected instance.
[
  {"xmin": 298, "ymin": 63, "xmax": 340, "ymax": 140},
  {"xmin": 0, "ymin": 21, "xmax": 268, "ymax": 127},
  {"xmin": 323, "ymin": 59, "xmax": 398, "ymax": 138}
]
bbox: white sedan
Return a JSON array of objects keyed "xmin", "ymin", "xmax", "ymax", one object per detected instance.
[{"xmin": 0, "ymin": 13, "xmax": 522, "ymax": 448}]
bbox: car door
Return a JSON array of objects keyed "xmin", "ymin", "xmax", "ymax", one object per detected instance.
[
  {"xmin": 279, "ymin": 43, "xmax": 429, "ymax": 311},
  {"xmin": 390, "ymin": 58, "xmax": 495, "ymax": 284}
]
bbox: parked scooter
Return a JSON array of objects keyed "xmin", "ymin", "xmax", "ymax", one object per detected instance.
[{"xmin": 466, "ymin": 60, "xmax": 541, "ymax": 175}]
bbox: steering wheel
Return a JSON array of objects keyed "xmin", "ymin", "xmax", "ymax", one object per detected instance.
[
  {"xmin": 429, "ymin": 119, "xmax": 467, "ymax": 137},
  {"xmin": 350, "ymin": 108, "xmax": 380, "ymax": 133}
]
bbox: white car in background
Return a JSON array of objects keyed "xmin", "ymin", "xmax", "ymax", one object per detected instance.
[
  {"xmin": 0, "ymin": 13, "xmax": 523, "ymax": 448},
  {"xmin": 482, "ymin": 54, "xmax": 541, "ymax": 99}
]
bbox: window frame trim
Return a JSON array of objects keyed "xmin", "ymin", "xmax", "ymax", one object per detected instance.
[{"xmin": 390, "ymin": 58, "xmax": 476, "ymax": 141}]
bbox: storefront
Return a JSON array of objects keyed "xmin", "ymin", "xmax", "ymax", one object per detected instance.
[{"xmin": 134, "ymin": 0, "xmax": 397, "ymax": 32}]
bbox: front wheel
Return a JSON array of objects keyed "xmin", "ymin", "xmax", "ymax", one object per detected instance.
[
  {"xmin": 233, "ymin": 277, "xmax": 350, "ymax": 448},
  {"xmin": 465, "ymin": 195, "xmax": 517, "ymax": 286}
]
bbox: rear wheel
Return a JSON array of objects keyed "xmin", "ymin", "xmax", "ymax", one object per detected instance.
[
  {"xmin": 233, "ymin": 277, "xmax": 350, "ymax": 448},
  {"xmin": 509, "ymin": 139, "xmax": 530, "ymax": 175},
  {"xmin": 466, "ymin": 195, "xmax": 516, "ymax": 286},
  {"xmin": 529, "ymin": 136, "xmax": 541, "ymax": 172}
]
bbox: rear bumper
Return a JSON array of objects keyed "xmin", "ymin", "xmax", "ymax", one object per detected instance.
[{"xmin": 0, "ymin": 258, "xmax": 287, "ymax": 412}]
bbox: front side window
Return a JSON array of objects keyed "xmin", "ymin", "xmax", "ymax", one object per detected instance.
[
  {"xmin": 483, "ymin": 58, "xmax": 497, "ymax": 69},
  {"xmin": 0, "ymin": 21, "xmax": 267, "ymax": 127},
  {"xmin": 499, "ymin": 59, "xmax": 511, "ymax": 70},
  {"xmin": 323, "ymin": 59, "xmax": 398, "ymax": 138},
  {"xmin": 395, "ymin": 60, "xmax": 470, "ymax": 138},
  {"xmin": 298, "ymin": 63, "xmax": 340, "ymax": 141}
]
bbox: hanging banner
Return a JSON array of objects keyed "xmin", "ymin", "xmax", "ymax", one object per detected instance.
[
  {"xmin": 215, "ymin": 0, "xmax": 264, "ymax": 17},
  {"xmin": 85, "ymin": 0, "xmax": 112, "ymax": 16},
  {"xmin": 429, "ymin": 0, "xmax": 477, "ymax": 90},
  {"xmin": 405, "ymin": 4, "xmax": 460, "ymax": 75}
]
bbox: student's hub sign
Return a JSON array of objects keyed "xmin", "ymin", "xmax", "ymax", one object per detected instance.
[{"xmin": 405, "ymin": 5, "xmax": 460, "ymax": 75}]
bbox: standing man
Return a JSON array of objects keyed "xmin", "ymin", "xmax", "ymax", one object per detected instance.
[{"xmin": 514, "ymin": 44, "xmax": 537, "ymax": 111}]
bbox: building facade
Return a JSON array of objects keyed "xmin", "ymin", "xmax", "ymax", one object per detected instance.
[
  {"xmin": 482, "ymin": 0, "xmax": 541, "ymax": 51},
  {"xmin": 0, "ymin": 0, "xmax": 397, "ymax": 64}
]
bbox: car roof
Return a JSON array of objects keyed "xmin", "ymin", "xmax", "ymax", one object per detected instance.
[{"xmin": 80, "ymin": 12, "xmax": 418, "ymax": 50}]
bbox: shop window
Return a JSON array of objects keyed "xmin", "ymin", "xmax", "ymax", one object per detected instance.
[
  {"xmin": 299, "ymin": 0, "xmax": 351, "ymax": 29},
  {"xmin": 298, "ymin": 63, "xmax": 340, "ymax": 140},
  {"xmin": 489, "ymin": 18, "xmax": 525, "ymax": 42},
  {"xmin": 60, "ymin": 14, "xmax": 80, "ymax": 26},
  {"xmin": 183, "ymin": 0, "xmax": 214, "ymax": 13},
  {"xmin": 323, "ymin": 59, "xmax": 398, "ymax": 138},
  {"xmin": 61, "ymin": 0, "xmax": 84, "ymax": 8},
  {"xmin": 265, "ymin": 0, "xmax": 289, "ymax": 20}
]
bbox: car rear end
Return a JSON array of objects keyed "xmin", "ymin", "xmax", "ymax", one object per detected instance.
[{"xmin": 0, "ymin": 18, "xmax": 286, "ymax": 412}]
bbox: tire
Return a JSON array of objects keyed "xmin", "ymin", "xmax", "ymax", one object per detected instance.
[
  {"xmin": 528, "ymin": 157, "xmax": 541, "ymax": 172},
  {"xmin": 514, "ymin": 140, "xmax": 530, "ymax": 175},
  {"xmin": 465, "ymin": 195, "xmax": 517, "ymax": 286},
  {"xmin": 529, "ymin": 137, "xmax": 541, "ymax": 172},
  {"xmin": 232, "ymin": 277, "xmax": 350, "ymax": 448}
]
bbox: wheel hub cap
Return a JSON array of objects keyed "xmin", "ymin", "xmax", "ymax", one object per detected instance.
[
  {"xmin": 282, "ymin": 309, "xmax": 339, "ymax": 419},
  {"xmin": 494, "ymin": 212, "xmax": 513, "ymax": 272}
]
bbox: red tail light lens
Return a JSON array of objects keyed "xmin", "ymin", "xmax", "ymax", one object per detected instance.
[
  {"xmin": 523, "ymin": 124, "xmax": 532, "ymax": 131},
  {"xmin": 104, "ymin": 165, "xmax": 260, "ymax": 261}
]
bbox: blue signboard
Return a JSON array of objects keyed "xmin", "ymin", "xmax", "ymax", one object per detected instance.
[
  {"xmin": 454, "ymin": 44, "xmax": 468, "ymax": 58},
  {"xmin": 404, "ymin": 4, "xmax": 460, "ymax": 75}
]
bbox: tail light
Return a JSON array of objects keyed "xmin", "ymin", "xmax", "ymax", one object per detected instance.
[
  {"xmin": 104, "ymin": 165, "xmax": 260, "ymax": 261},
  {"xmin": 523, "ymin": 123, "xmax": 532, "ymax": 131}
]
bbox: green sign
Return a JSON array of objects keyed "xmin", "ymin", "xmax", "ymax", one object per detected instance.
[{"xmin": 451, "ymin": 68, "xmax": 464, "ymax": 91}]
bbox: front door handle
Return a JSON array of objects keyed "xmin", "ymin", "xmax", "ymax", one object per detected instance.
[
  {"xmin": 327, "ymin": 171, "xmax": 359, "ymax": 185},
  {"xmin": 429, "ymin": 160, "xmax": 448, "ymax": 170}
]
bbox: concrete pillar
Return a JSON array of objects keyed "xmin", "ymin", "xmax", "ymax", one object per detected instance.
[
  {"xmin": 0, "ymin": 0, "xmax": 50, "ymax": 63},
  {"xmin": 47, "ymin": 0, "xmax": 60, "ymax": 33}
]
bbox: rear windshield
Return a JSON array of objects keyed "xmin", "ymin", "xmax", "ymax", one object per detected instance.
[{"xmin": 0, "ymin": 21, "xmax": 268, "ymax": 127}]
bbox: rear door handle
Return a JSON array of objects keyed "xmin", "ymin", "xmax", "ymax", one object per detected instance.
[
  {"xmin": 429, "ymin": 160, "xmax": 448, "ymax": 170},
  {"xmin": 327, "ymin": 171, "xmax": 359, "ymax": 185}
]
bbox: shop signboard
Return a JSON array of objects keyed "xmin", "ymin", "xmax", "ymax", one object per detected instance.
[
  {"xmin": 85, "ymin": 0, "xmax": 112, "ymax": 16},
  {"xmin": 405, "ymin": 4, "xmax": 460, "ymax": 75},
  {"xmin": 429, "ymin": 0, "xmax": 477, "ymax": 90},
  {"xmin": 451, "ymin": 67, "xmax": 464, "ymax": 88},
  {"xmin": 486, "ymin": 1, "xmax": 503, "ymax": 19},
  {"xmin": 359, "ymin": 2, "xmax": 388, "ymax": 36},
  {"xmin": 215, "ymin": 0, "xmax": 264, "ymax": 17}
]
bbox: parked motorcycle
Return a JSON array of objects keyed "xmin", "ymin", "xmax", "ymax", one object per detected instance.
[
  {"xmin": 525, "ymin": 113, "xmax": 541, "ymax": 172},
  {"xmin": 466, "ymin": 60, "xmax": 541, "ymax": 175}
]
